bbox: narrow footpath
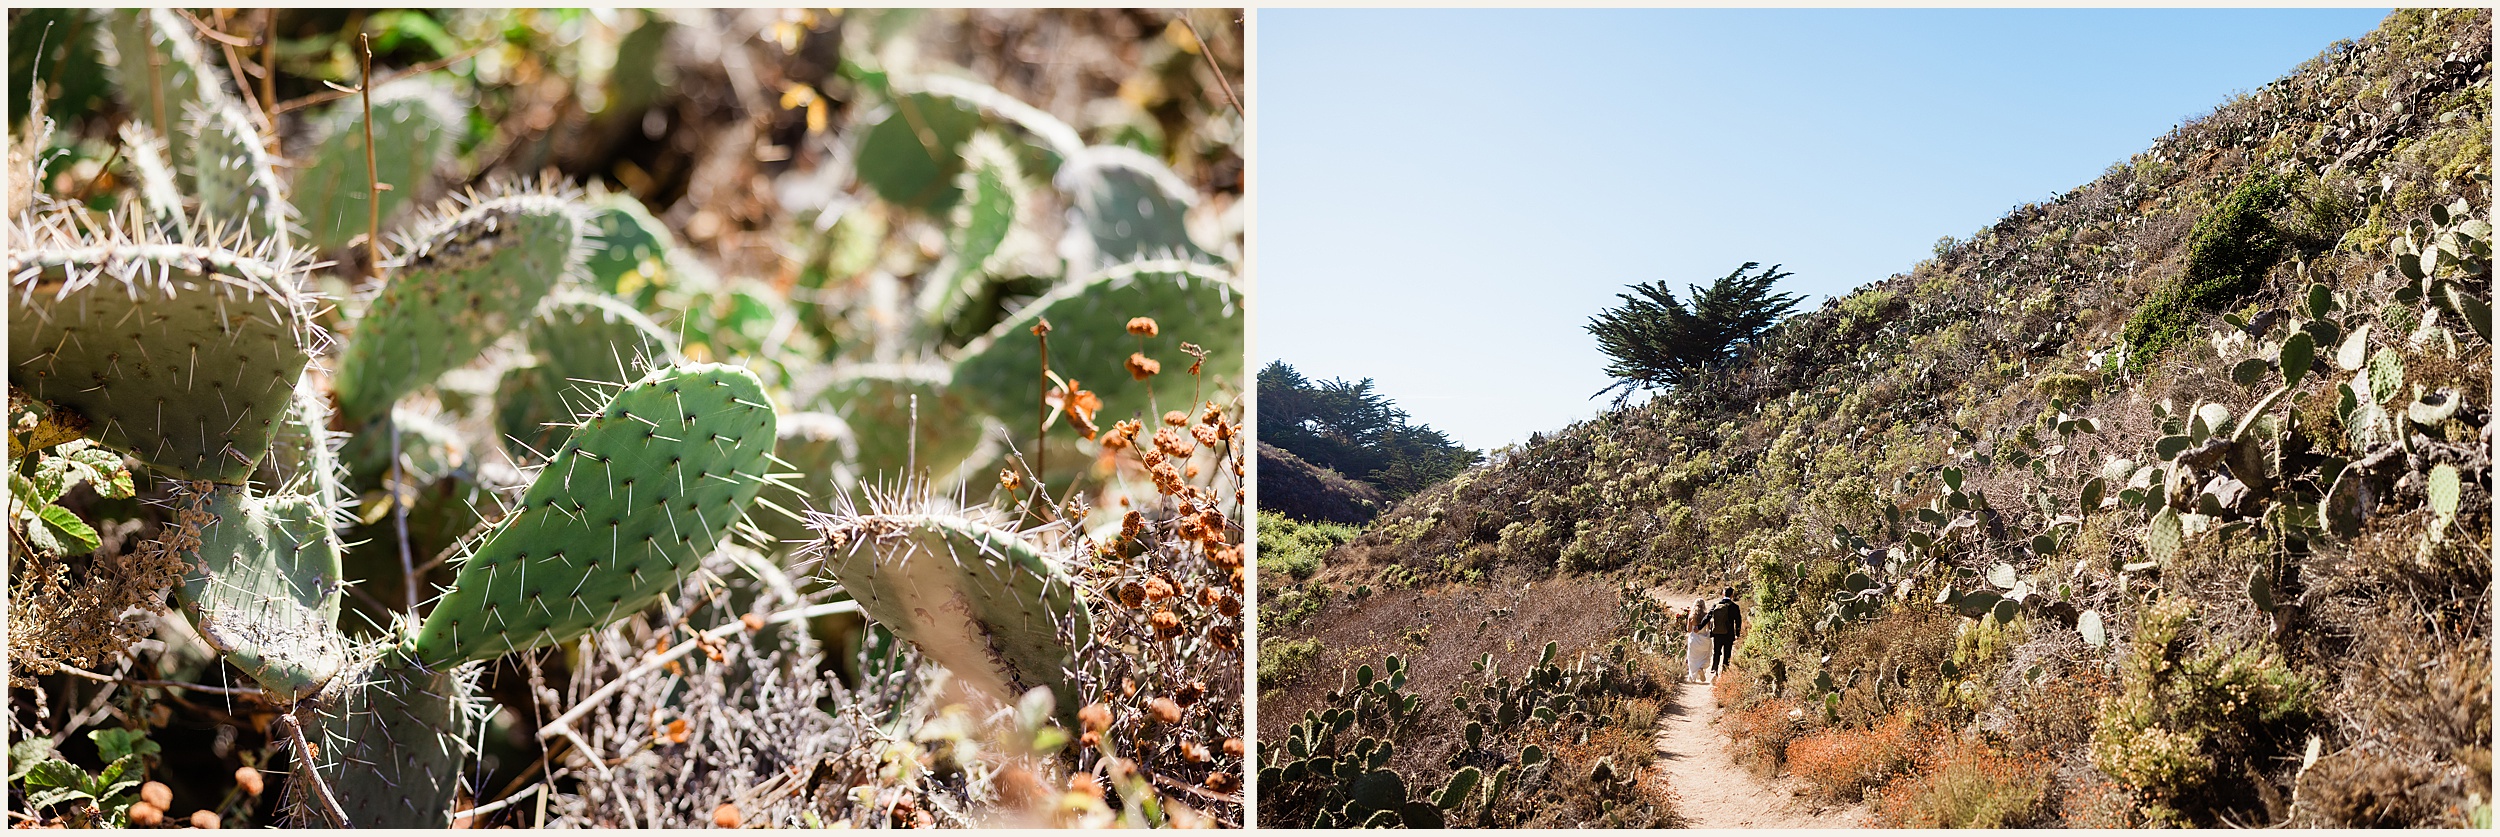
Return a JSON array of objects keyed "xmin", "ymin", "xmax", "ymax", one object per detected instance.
[{"xmin": 1645, "ymin": 589, "xmax": 1869, "ymax": 828}]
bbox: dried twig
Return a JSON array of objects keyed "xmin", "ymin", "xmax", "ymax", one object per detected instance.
[
  {"xmin": 1175, "ymin": 15, "xmax": 1242, "ymax": 117},
  {"xmin": 450, "ymin": 783, "xmax": 542, "ymax": 822},
  {"xmin": 279, "ymin": 712, "xmax": 351, "ymax": 828},
  {"xmin": 535, "ymin": 601, "xmax": 858, "ymax": 743},
  {"xmin": 273, "ymin": 43, "xmax": 488, "ymax": 115},
  {"xmin": 54, "ymin": 664, "xmax": 267, "ymax": 698}
]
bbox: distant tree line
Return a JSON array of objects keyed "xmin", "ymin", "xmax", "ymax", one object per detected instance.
[
  {"xmin": 1257, "ymin": 362, "xmax": 1481, "ymax": 502},
  {"xmin": 1587, "ymin": 261, "xmax": 1803, "ymax": 401}
]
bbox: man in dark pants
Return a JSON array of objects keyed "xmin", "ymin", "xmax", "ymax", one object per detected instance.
[{"xmin": 1707, "ymin": 586, "xmax": 1743, "ymax": 678}]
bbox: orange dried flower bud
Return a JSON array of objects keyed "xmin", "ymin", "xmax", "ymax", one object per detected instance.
[
  {"xmin": 1222, "ymin": 738, "xmax": 1245, "ymax": 758},
  {"xmin": 1204, "ymin": 772, "xmax": 1240, "ymax": 794},
  {"xmin": 233, "ymin": 766, "xmax": 264, "ymax": 797},
  {"xmin": 188, "ymin": 811, "xmax": 219, "ymax": 830},
  {"xmin": 1079, "ymin": 703, "xmax": 1113, "ymax": 732},
  {"xmin": 712, "ymin": 803, "xmax": 743, "ymax": 828},
  {"xmin": 1126, "ymin": 317, "xmax": 1159, "ymax": 337},
  {"xmin": 1162, "ymin": 410, "xmax": 1188, "ymax": 427},
  {"xmin": 127, "ymin": 803, "xmax": 163, "ymax": 827},
  {"xmin": 141, "ymin": 782, "xmax": 172, "ymax": 810},
  {"xmin": 1148, "ymin": 697, "xmax": 1183, "ymax": 724},
  {"xmin": 1150, "ymin": 608, "xmax": 1183, "ymax": 637},
  {"xmin": 741, "ymin": 613, "xmax": 765, "ymax": 632},
  {"xmin": 1126, "ymin": 353, "xmax": 1161, "ymax": 380}
]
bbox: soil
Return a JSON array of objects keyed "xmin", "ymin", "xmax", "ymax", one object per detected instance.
[{"xmin": 1646, "ymin": 591, "xmax": 1872, "ymax": 829}]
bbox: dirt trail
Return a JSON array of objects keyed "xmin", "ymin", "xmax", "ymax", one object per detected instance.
[{"xmin": 1645, "ymin": 589, "xmax": 1870, "ymax": 828}]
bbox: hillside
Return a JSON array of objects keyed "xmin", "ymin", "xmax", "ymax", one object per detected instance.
[{"xmin": 1260, "ymin": 9, "xmax": 2491, "ymax": 828}]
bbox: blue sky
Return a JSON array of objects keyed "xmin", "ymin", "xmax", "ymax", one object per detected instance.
[{"xmin": 1256, "ymin": 8, "xmax": 2392, "ymax": 452}]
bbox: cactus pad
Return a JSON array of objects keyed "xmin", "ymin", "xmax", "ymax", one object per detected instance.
[
  {"xmin": 293, "ymin": 642, "xmax": 481, "ymax": 828},
  {"xmin": 115, "ymin": 122, "xmax": 189, "ymax": 234},
  {"xmin": 951, "ymin": 262, "xmax": 1243, "ymax": 425},
  {"xmin": 7, "ymin": 218, "xmax": 319, "ymax": 482},
  {"xmin": 495, "ymin": 290, "xmax": 679, "ymax": 455},
  {"xmin": 293, "ymin": 79, "xmax": 460, "ymax": 253},
  {"xmin": 806, "ymin": 513, "xmax": 1094, "ymax": 719},
  {"xmin": 332, "ymin": 184, "xmax": 591, "ymax": 426},
  {"xmin": 163, "ymin": 482, "xmax": 347, "ymax": 700},
  {"xmin": 918, "ymin": 132, "xmax": 1024, "ymax": 328},
  {"xmin": 753, "ymin": 411, "xmax": 857, "ymax": 550},
  {"xmin": 410, "ymin": 363, "xmax": 777, "ymax": 666},
  {"xmin": 815, "ymin": 363, "xmax": 992, "ymax": 484},
  {"xmin": 856, "ymin": 93, "xmax": 983, "ymax": 210},
  {"xmin": 104, "ymin": 8, "xmax": 232, "ymax": 179},
  {"xmin": 186, "ymin": 100, "xmax": 293, "ymax": 246},
  {"xmin": 1057, "ymin": 145, "xmax": 1214, "ymax": 271}
]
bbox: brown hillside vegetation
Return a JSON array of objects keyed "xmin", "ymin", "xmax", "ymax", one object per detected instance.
[{"xmin": 1261, "ymin": 8, "xmax": 2491, "ymax": 829}]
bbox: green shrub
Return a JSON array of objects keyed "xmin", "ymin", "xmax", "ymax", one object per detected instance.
[
  {"xmin": 2089, "ymin": 597, "xmax": 2317, "ymax": 824},
  {"xmin": 1258, "ymin": 510, "xmax": 1357, "ymax": 581},
  {"xmin": 2122, "ymin": 173, "xmax": 2293, "ymax": 368},
  {"xmin": 1258, "ymin": 638, "xmax": 1325, "ymax": 690}
]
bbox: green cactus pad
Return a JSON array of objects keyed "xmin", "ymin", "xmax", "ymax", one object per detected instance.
[
  {"xmin": 410, "ymin": 363, "xmax": 777, "ymax": 666},
  {"xmin": 332, "ymin": 185, "xmax": 591, "ymax": 427},
  {"xmin": 164, "ymin": 482, "xmax": 347, "ymax": 700},
  {"xmin": 2426, "ymin": 463, "xmax": 2461, "ymax": 531},
  {"xmin": 917, "ymin": 132, "xmax": 1025, "ymax": 330},
  {"xmin": 814, "ymin": 363, "xmax": 993, "ymax": 484},
  {"xmin": 1057, "ymin": 145, "xmax": 1215, "ymax": 271},
  {"xmin": 495, "ymin": 291, "xmax": 679, "ymax": 455},
  {"xmin": 115, "ymin": 122, "xmax": 190, "ymax": 234},
  {"xmin": 186, "ymin": 100, "xmax": 292, "ymax": 246},
  {"xmin": 951, "ymin": 262, "xmax": 1243, "ymax": 426},
  {"xmin": 807, "ymin": 513, "xmax": 1094, "ymax": 719},
  {"xmin": 7, "ymin": 219, "xmax": 319, "ymax": 482},
  {"xmin": 856, "ymin": 92, "xmax": 984, "ymax": 210},
  {"xmin": 293, "ymin": 643, "xmax": 480, "ymax": 828},
  {"xmin": 104, "ymin": 8, "xmax": 232, "ymax": 180},
  {"xmin": 292, "ymin": 78, "xmax": 460, "ymax": 253},
  {"xmin": 581, "ymin": 192, "xmax": 716, "ymax": 309},
  {"xmin": 752, "ymin": 411, "xmax": 857, "ymax": 550}
]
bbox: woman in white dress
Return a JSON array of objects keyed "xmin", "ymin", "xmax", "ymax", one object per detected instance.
[{"xmin": 1685, "ymin": 598, "xmax": 1712, "ymax": 684}]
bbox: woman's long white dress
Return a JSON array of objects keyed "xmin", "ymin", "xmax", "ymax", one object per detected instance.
[{"xmin": 1686, "ymin": 629, "xmax": 1710, "ymax": 683}]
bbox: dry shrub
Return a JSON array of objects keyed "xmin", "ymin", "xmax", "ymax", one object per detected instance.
[
  {"xmin": 1875, "ymin": 739, "xmax": 2054, "ymax": 828},
  {"xmin": 1786, "ymin": 710, "xmax": 1917, "ymax": 802},
  {"xmin": 8, "ymin": 522, "xmax": 183, "ymax": 685},
  {"xmin": 1722, "ymin": 693, "xmax": 1809, "ymax": 776}
]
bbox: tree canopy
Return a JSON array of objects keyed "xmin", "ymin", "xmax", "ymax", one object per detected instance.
[
  {"xmin": 1257, "ymin": 362, "xmax": 1481, "ymax": 502},
  {"xmin": 1586, "ymin": 262, "xmax": 1803, "ymax": 400}
]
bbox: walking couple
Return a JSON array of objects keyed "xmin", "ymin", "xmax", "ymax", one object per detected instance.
[{"xmin": 1683, "ymin": 587, "xmax": 1743, "ymax": 685}]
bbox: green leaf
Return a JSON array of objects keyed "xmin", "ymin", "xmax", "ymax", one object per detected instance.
[
  {"xmin": 65, "ymin": 447, "xmax": 134, "ymax": 499},
  {"xmin": 37, "ymin": 504, "xmax": 99, "ymax": 555},
  {"xmin": 90, "ymin": 728, "xmax": 159, "ymax": 764},
  {"xmin": 18, "ymin": 759, "xmax": 83, "ymax": 792}
]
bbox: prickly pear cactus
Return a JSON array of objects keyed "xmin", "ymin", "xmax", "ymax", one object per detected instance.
[
  {"xmin": 102, "ymin": 8, "xmax": 231, "ymax": 179},
  {"xmin": 292, "ymin": 638, "xmax": 483, "ymax": 828},
  {"xmin": 186, "ymin": 100, "xmax": 293, "ymax": 245},
  {"xmin": 1057, "ymin": 145, "xmax": 1215, "ymax": 271},
  {"xmin": 950, "ymin": 262, "xmax": 1243, "ymax": 425},
  {"xmin": 331, "ymin": 184, "xmax": 592, "ymax": 427},
  {"xmin": 855, "ymin": 93, "xmax": 983, "ymax": 210},
  {"xmin": 753, "ymin": 411, "xmax": 857, "ymax": 549},
  {"xmin": 814, "ymin": 363, "xmax": 993, "ymax": 484},
  {"xmin": 115, "ymin": 122, "xmax": 189, "ymax": 234},
  {"xmin": 807, "ymin": 513, "xmax": 1094, "ymax": 720},
  {"xmin": 917, "ymin": 132, "xmax": 1025, "ymax": 328},
  {"xmin": 495, "ymin": 290, "xmax": 680, "ymax": 454},
  {"xmin": 6, "ymin": 217, "xmax": 319, "ymax": 483},
  {"xmin": 292, "ymin": 79, "xmax": 460, "ymax": 253},
  {"xmin": 161, "ymin": 483, "xmax": 348, "ymax": 700},
  {"xmin": 410, "ymin": 363, "xmax": 777, "ymax": 666}
]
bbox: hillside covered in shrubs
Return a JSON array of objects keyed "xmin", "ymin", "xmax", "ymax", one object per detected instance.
[{"xmin": 1267, "ymin": 9, "xmax": 2490, "ymax": 828}]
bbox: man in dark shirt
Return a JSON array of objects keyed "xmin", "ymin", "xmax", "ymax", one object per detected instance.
[{"xmin": 1707, "ymin": 586, "xmax": 1743, "ymax": 678}]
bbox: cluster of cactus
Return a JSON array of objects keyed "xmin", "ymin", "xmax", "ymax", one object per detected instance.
[
  {"xmin": 1803, "ymin": 196, "xmax": 2488, "ymax": 666},
  {"xmin": 1258, "ymin": 654, "xmax": 1494, "ymax": 828}
]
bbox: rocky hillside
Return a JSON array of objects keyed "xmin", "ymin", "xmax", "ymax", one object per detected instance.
[{"xmin": 1282, "ymin": 9, "xmax": 2490, "ymax": 828}]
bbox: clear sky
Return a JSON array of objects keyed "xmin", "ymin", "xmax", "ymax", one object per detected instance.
[{"xmin": 1256, "ymin": 8, "xmax": 2393, "ymax": 452}]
